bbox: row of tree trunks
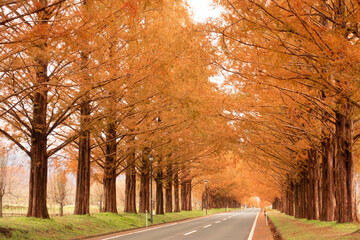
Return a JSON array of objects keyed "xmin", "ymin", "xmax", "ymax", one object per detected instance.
[
  {"xmin": 275, "ymin": 150, "xmax": 322, "ymax": 220},
  {"xmin": 181, "ymin": 178, "xmax": 192, "ymax": 211},
  {"xmin": 202, "ymin": 190, "xmax": 240, "ymax": 209},
  {"xmin": 273, "ymin": 132, "xmax": 358, "ymax": 223},
  {"xmin": 100, "ymin": 149, "xmax": 186, "ymax": 215},
  {"xmin": 123, "ymin": 156, "xmax": 183, "ymax": 214}
]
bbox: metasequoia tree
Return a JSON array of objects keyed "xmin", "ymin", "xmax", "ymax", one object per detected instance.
[
  {"xmin": 71, "ymin": 0, "xmax": 144, "ymax": 215},
  {"xmin": 0, "ymin": 0, "xmax": 286, "ymax": 220},
  {"xmin": 218, "ymin": 0, "xmax": 360, "ymax": 222},
  {"xmin": 0, "ymin": 0, "xmax": 89, "ymax": 218}
]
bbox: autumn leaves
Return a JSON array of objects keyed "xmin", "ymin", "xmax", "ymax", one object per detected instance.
[
  {"xmin": 3, "ymin": 0, "xmax": 359, "ymax": 222},
  {"xmin": 0, "ymin": 0, "xmax": 229, "ymax": 218},
  {"xmin": 218, "ymin": 0, "xmax": 360, "ymax": 222}
]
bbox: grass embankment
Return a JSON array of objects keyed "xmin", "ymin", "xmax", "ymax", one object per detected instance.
[
  {"xmin": 268, "ymin": 210, "xmax": 360, "ymax": 240},
  {"xmin": 0, "ymin": 208, "xmax": 238, "ymax": 240}
]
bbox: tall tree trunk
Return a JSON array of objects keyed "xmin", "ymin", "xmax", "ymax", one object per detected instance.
[
  {"xmin": 174, "ymin": 170, "xmax": 180, "ymax": 212},
  {"xmin": 332, "ymin": 0, "xmax": 358, "ymax": 224},
  {"xmin": 186, "ymin": 179, "xmax": 192, "ymax": 211},
  {"xmin": 139, "ymin": 150, "xmax": 150, "ymax": 213},
  {"xmin": 27, "ymin": 59, "xmax": 50, "ymax": 219},
  {"xmin": 74, "ymin": 0, "xmax": 92, "ymax": 215},
  {"xmin": 124, "ymin": 152, "xmax": 137, "ymax": 213},
  {"xmin": 295, "ymin": 183, "xmax": 300, "ymax": 218},
  {"xmin": 299, "ymin": 180, "xmax": 305, "ymax": 218},
  {"xmin": 321, "ymin": 139, "xmax": 336, "ymax": 221},
  {"xmin": 181, "ymin": 179, "xmax": 187, "ymax": 211},
  {"xmin": 103, "ymin": 122, "xmax": 117, "ymax": 213},
  {"xmin": 307, "ymin": 150, "xmax": 315, "ymax": 220},
  {"xmin": 181, "ymin": 177, "xmax": 192, "ymax": 211},
  {"xmin": 335, "ymin": 109, "xmax": 358, "ymax": 222},
  {"xmin": 103, "ymin": 170, "xmax": 117, "ymax": 213},
  {"xmin": 74, "ymin": 94, "xmax": 91, "ymax": 215},
  {"xmin": 155, "ymin": 169, "xmax": 164, "ymax": 215},
  {"xmin": 165, "ymin": 163, "xmax": 172, "ymax": 213},
  {"xmin": 314, "ymin": 150, "xmax": 320, "ymax": 220}
]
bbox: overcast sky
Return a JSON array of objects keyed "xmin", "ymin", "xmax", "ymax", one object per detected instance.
[{"xmin": 186, "ymin": 0, "xmax": 222, "ymax": 22}]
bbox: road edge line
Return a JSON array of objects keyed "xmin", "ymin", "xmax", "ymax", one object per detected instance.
[
  {"xmin": 247, "ymin": 210, "xmax": 260, "ymax": 240},
  {"xmin": 84, "ymin": 209, "xmax": 244, "ymax": 240}
]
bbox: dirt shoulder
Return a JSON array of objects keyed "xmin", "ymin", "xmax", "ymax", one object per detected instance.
[{"xmin": 253, "ymin": 211, "xmax": 274, "ymax": 240}]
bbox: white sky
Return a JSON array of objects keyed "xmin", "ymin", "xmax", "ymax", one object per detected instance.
[{"xmin": 186, "ymin": 0, "xmax": 222, "ymax": 22}]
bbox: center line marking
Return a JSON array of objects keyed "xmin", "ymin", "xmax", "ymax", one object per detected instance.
[
  {"xmin": 184, "ymin": 230, "xmax": 197, "ymax": 236},
  {"xmin": 203, "ymin": 224, "xmax": 212, "ymax": 228},
  {"xmin": 216, "ymin": 221, "xmax": 221, "ymax": 223}
]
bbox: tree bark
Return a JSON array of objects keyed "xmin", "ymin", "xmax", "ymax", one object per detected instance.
[
  {"xmin": 186, "ymin": 179, "xmax": 192, "ymax": 211},
  {"xmin": 335, "ymin": 110, "xmax": 358, "ymax": 222},
  {"xmin": 103, "ymin": 122, "xmax": 117, "ymax": 213},
  {"xmin": 124, "ymin": 152, "xmax": 137, "ymax": 213},
  {"xmin": 181, "ymin": 178, "xmax": 192, "ymax": 211},
  {"xmin": 165, "ymin": 163, "xmax": 172, "ymax": 213},
  {"xmin": 74, "ymin": 0, "xmax": 92, "ymax": 215},
  {"xmin": 314, "ymin": 150, "xmax": 320, "ymax": 220},
  {"xmin": 321, "ymin": 139, "xmax": 336, "ymax": 221},
  {"xmin": 74, "ymin": 95, "xmax": 91, "ymax": 215},
  {"xmin": 27, "ymin": 58, "xmax": 50, "ymax": 219},
  {"xmin": 332, "ymin": 0, "xmax": 358, "ymax": 224},
  {"xmin": 155, "ymin": 168, "xmax": 164, "ymax": 215},
  {"xmin": 139, "ymin": 150, "xmax": 150, "ymax": 213},
  {"xmin": 181, "ymin": 179, "xmax": 187, "ymax": 211},
  {"xmin": 295, "ymin": 183, "xmax": 300, "ymax": 218},
  {"xmin": 174, "ymin": 170, "xmax": 180, "ymax": 212}
]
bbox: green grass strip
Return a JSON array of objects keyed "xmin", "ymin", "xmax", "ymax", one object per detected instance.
[
  {"xmin": 268, "ymin": 210, "xmax": 360, "ymax": 240},
  {"xmin": 0, "ymin": 208, "xmax": 240, "ymax": 239}
]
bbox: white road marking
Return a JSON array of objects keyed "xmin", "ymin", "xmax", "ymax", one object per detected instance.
[
  {"xmin": 102, "ymin": 210, "xmax": 245, "ymax": 239},
  {"xmin": 184, "ymin": 230, "xmax": 197, "ymax": 236},
  {"xmin": 203, "ymin": 224, "xmax": 212, "ymax": 228},
  {"xmin": 101, "ymin": 223, "xmax": 178, "ymax": 240},
  {"xmin": 247, "ymin": 211, "xmax": 260, "ymax": 240},
  {"xmin": 223, "ymin": 218, "xmax": 227, "ymax": 220}
]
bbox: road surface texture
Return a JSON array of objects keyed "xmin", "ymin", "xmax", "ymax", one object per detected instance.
[{"xmin": 99, "ymin": 208, "xmax": 260, "ymax": 240}]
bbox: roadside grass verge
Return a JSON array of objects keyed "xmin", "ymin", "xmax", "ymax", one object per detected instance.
[
  {"xmin": 0, "ymin": 208, "xmax": 239, "ymax": 239},
  {"xmin": 268, "ymin": 210, "xmax": 360, "ymax": 240}
]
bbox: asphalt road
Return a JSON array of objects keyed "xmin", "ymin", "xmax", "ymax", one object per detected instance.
[{"xmin": 101, "ymin": 208, "xmax": 260, "ymax": 240}]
